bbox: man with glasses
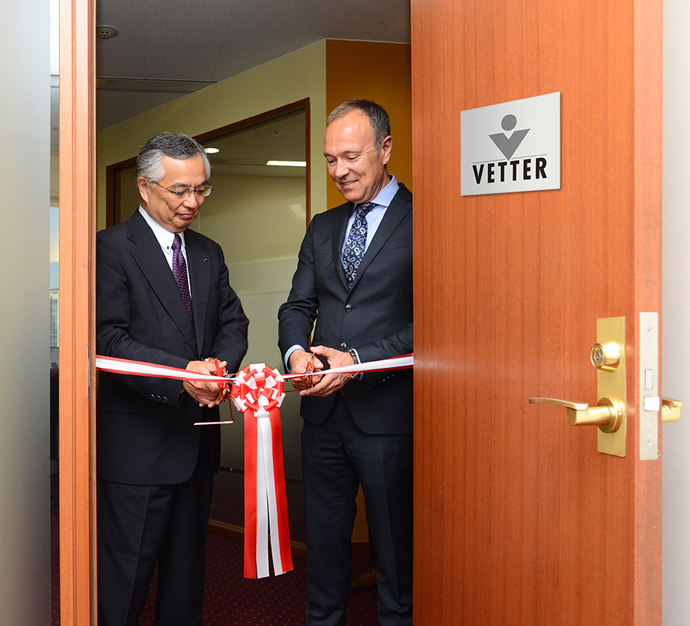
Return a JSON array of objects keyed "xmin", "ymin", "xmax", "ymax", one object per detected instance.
[{"xmin": 96, "ymin": 132, "xmax": 249, "ymax": 625}]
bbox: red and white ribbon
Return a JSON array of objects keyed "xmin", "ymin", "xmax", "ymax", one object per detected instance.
[
  {"xmin": 95, "ymin": 355, "xmax": 227, "ymax": 383},
  {"xmin": 230, "ymin": 363, "xmax": 293, "ymax": 578},
  {"xmin": 96, "ymin": 353, "xmax": 414, "ymax": 385},
  {"xmin": 283, "ymin": 353, "xmax": 414, "ymax": 381}
]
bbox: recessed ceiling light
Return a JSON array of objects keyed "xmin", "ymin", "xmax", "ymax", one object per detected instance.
[
  {"xmin": 204, "ymin": 147, "xmax": 220, "ymax": 154},
  {"xmin": 266, "ymin": 160, "xmax": 306, "ymax": 167},
  {"xmin": 96, "ymin": 25, "xmax": 119, "ymax": 40}
]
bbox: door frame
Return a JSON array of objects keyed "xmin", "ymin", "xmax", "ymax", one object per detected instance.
[{"xmin": 59, "ymin": 0, "xmax": 97, "ymax": 623}]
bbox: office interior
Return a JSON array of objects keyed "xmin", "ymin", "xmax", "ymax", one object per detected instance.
[{"xmin": 2, "ymin": 0, "xmax": 690, "ymax": 623}]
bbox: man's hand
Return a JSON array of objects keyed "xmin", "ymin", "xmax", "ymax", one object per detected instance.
[
  {"xmin": 183, "ymin": 360, "xmax": 228, "ymax": 408},
  {"xmin": 288, "ymin": 349, "xmax": 324, "ymax": 391},
  {"xmin": 299, "ymin": 345, "xmax": 356, "ymax": 397}
]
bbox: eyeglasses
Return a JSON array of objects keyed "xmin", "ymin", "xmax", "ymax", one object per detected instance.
[{"xmin": 151, "ymin": 181, "xmax": 214, "ymax": 198}]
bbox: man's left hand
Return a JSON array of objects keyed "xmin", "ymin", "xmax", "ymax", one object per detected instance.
[
  {"xmin": 184, "ymin": 359, "xmax": 228, "ymax": 407},
  {"xmin": 298, "ymin": 345, "xmax": 356, "ymax": 397}
]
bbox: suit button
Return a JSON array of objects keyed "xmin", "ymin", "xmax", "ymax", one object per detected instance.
[
  {"xmin": 150, "ymin": 394, "xmax": 155, "ymax": 400},
  {"xmin": 162, "ymin": 397, "xmax": 168, "ymax": 403},
  {"xmin": 345, "ymin": 305, "xmax": 352, "ymax": 312},
  {"xmin": 340, "ymin": 342, "xmax": 347, "ymax": 349},
  {"xmin": 156, "ymin": 395, "xmax": 162, "ymax": 401}
]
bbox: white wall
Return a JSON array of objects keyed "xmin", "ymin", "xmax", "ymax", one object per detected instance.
[
  {"xmin": 663, "ymin": 0, "xmax": 690, "ymax": 623},
  {"xmin": 0, "ymin": 0, "xmax": 51, "ymax": 621}
]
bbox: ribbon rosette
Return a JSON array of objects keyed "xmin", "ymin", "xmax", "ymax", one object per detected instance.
[{"xmin": 230, "ymin": 363, "xmax": 293, "ymax": 578}]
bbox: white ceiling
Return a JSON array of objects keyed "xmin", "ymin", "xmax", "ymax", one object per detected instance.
[{"xmin": 95, "ymin": 0, "xmax": 411, "ymax": 129}]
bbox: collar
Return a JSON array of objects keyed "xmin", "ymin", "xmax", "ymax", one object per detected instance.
[
  {"xmin": 356, "ymin": 175, "xmax": 399, "ymax": 210},
  {"xmin": 138, "ymin": 206, "xmax": 186, "ymax": 249}
]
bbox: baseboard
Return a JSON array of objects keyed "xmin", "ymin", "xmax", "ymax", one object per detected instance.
[
  {"xmin": 208, "ymin": 520, "xmax": 371, "ymax": 562},
  {"xmin": 208, "ymin": 519, "xmax": 244, "ymax": 541},
  {"xmin": 208, "ymin": 519, "xmax": 308, "ymax": 557}
]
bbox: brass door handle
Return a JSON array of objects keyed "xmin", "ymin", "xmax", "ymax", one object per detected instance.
[
  {"xmin": 529, "ymin": 396, "xmax": 624, "ymax": 433},
  {"xmin": 661, "ymin": 397, "xmax": 683, "ymax": 422}
]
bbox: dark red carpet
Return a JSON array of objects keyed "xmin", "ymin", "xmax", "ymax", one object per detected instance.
[
  {"xmin": 52, "ymin": 482, "xmax": 378, "ymax": 625},
  {"xmin": 139, "ymin": 534, "xmax": 378, "ymax": 625}
]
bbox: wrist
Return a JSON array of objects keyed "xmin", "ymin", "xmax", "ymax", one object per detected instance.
[{"xmin": 347, "ymin": 348, "xmax": 361, "ymax": 380}]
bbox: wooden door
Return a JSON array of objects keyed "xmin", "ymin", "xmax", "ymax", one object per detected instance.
[{"xmin": 411, "ymin": 0, "xmax": 662, "ymax": 624}]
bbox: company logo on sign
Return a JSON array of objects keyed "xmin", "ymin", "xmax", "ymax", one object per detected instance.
[
  {"xmin": 461, "ymin": 92, "xmax": 560, "ymax": 196},
  {"xmin": 490, "ymin": 114, "xmax": 529, "ymax": 160}
]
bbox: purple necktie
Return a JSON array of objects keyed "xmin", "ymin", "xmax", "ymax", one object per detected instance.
[
  {"xmin": 342, "ymin": 202, "xmax": 375, "ymax": 290},
  {"xmin": 172, "ymin": 234, "xmax": 193, "ymax": 321}
]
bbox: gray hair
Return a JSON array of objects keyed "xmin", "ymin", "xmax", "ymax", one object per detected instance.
[
  {"xmin": 327, "ymin": 99, "xmax": 391, "ymax": 152},
  {"xmin": 136, "ymin": 132, "xmax": 211, "ymax": 182}
]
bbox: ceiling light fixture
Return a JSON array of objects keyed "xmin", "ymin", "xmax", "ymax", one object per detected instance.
[
  {"xmin": 96, "ymin": 25, "xmax": 119, "ymax": 40},
  {"xmin": 266, "ymin": 160, "xmax": 307, "ymax": 167},
  {"xmin": 204, "ymin": 147, "xmax": 220, "ymax": 154}
]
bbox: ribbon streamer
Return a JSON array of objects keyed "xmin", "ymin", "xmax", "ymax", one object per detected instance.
[{"xmin": 230, "ymin": 364, "xmax": 293, "ymax": 578}]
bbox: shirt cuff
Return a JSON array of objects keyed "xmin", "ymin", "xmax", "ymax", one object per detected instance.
[{"xmin": 285, "ymin": 345, "xmax": 307, "ymax": 372}]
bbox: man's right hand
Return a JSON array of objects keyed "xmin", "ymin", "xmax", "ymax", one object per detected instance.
[
  {"xmin": 288, "ymin": 349, "xmax": 324, "ymax": 391},
  {"xmin": 183, "ymin": 360, "xmax": 228, "ymax": 408}
]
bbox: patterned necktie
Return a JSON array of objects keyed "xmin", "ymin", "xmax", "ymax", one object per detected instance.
[
  {"xmin": 172, "ymin": 234, "xmax": 193, "ymax": 321},
  {"xmin": 342, "ymin": 202, "xmax": 375, "ymax": 290}
]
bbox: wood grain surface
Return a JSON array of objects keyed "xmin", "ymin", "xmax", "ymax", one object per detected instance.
[{"xmin": 411, "ymin": 0, "xmax": 662, "ymax": 623}]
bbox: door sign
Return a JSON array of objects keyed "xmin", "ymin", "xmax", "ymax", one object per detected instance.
[{"xmin": 461, "ymin": 92, "xmax": 561, "ymax": 196}]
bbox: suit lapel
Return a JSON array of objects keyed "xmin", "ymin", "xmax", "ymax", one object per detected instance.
[
  {"xmin": 350, "ymin": 184, "xmax": 412, "ymax": 290},
  {"xmin": 186, "ymin": 231, "xmax": 210, "ymax": 352},
  {"xmin": 127, "ymin": 211, "xmax": 198, "ymax": 354}
]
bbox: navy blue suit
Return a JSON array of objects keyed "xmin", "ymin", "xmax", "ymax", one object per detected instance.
[
  {"xmin": 96, "ymin": 209, "xmax": 248, "ymax": 625},
  {"xmin": 279, "ymin": 184, "xmax": 413, "ymax": 626}
]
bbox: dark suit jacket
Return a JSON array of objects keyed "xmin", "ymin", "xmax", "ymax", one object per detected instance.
[
  {"xmin": 278, "ymin": 183, "xmax": 413, "ymax": 435},
  {"xmin": 96, "ymin": 209, "xmax": 249, "ymax": 485}
]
